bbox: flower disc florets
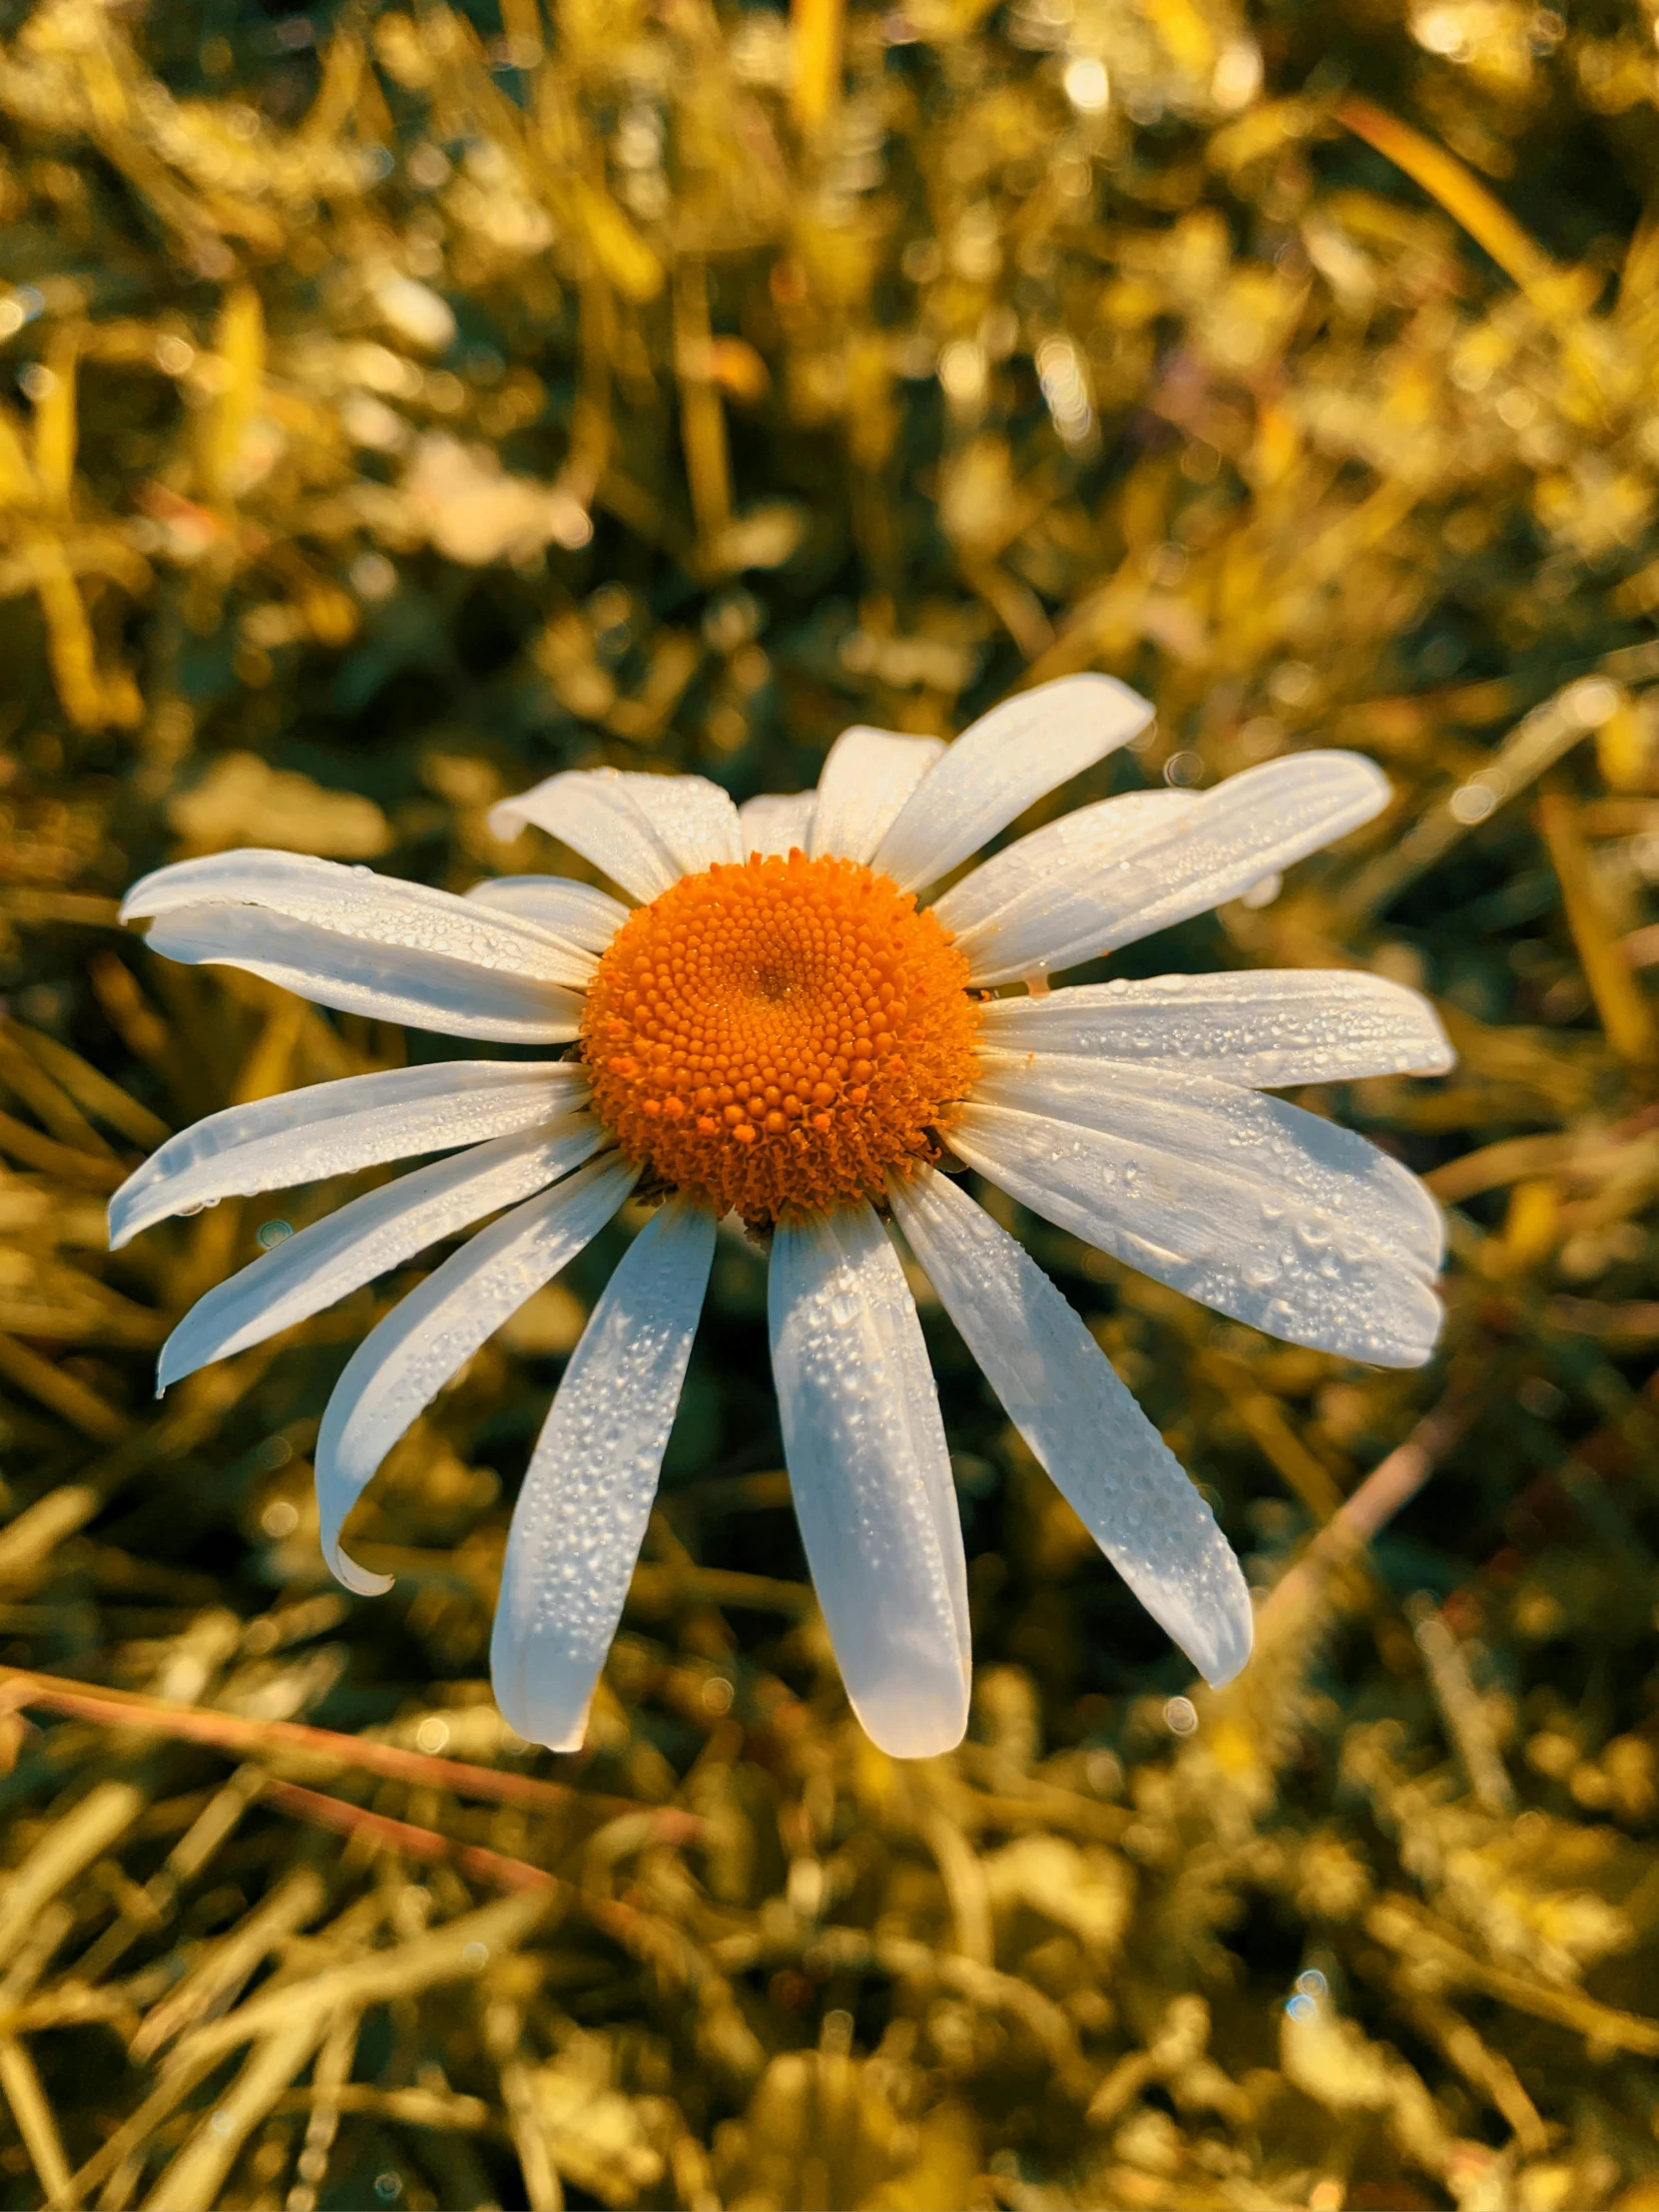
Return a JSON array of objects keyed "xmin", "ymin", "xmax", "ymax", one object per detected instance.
[{"xmin": 580, "ymin": 849, "xmax": 981, "ymax": 1226}]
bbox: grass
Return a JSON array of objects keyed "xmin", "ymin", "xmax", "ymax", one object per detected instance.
[{"xmin": 0, "ymin": 0, "xmax": 1655, "ymax": 2204}]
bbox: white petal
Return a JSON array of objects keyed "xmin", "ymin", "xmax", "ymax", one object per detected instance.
[
  {"xmin": 807, "ymin": 728, "xmax": 945, "ymax": 864},
  {"xmin": 141, "ymin": 906, "xmax": 582, "ymax": 1043},
  {"xmin": 974, "ymin": 1053, "xmax": 1442, "ymax": 1272},
  {"xmin": 738, "ymin": 792, "xmax": 816, "ymax": 858},
  {"xmin": 889, "ymin": 1168, "xmax": 1252, "ymax": 1685},
  {"xmin": 316, "ymin": 1152, "xmax": 639, "ymax": 1596},
  {"xmin": 615, "ymin": 771, "xmax": 743, "ymax": 873},
  {"xmin": 463, "ymin": 874, "xmax": 629, "ymax": 956},
  {"xmin": 976, "ymin": 970, "xmax": 1454, "ymax": 1088},
  {"xmin": 157, "ymin": 1116, "xmax": 605, "ymax": 1390},
  {"xmin": 870, "ymin": 675, "xmax": 1154, "ymax": 894},
  {"xmin": 489, "ymin": 769, "xmax": 740, "ymax": 899},
  {"xmin": 950, "ymin": 752, "xmax": 1390, "ymax": 984},
  {"xmin": 122, "ymin": 847, "xmax": 593, "ymax": 989},
  {"xmin": 949, "ymin": 1074, "xmax": 1443, "ymax": 1368},
  {"xmin": 932, "ymin": 790, "xmax": 1197, "ymax": 942},
  {"xmin": 488, "ymin": 773, "xmax": 672, "ymax": 901},
  {"xmin": 768, "ymin": 1204, "xmax": 969, "ymax": 1756},
  {"xmin": 110, "ymin": 1061, "xmax": 589, "ymax": 1250},
  {"xmin": 491, "ymin": 1198, "xmax": 716, "ymax": 1752}
]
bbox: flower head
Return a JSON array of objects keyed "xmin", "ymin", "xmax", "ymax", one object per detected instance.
[
  {"xmin": 112, "ymin": 676, "xmax": 1452, "ymax": 1758},
  {"xmin": 581, "ymin": 849, "xmax": 980, "ymax": 1222}
]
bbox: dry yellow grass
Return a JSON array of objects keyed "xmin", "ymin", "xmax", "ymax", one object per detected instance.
[{"xmin": 0, "ymin": 0, "xmax": 1655, "ymax": 2205}]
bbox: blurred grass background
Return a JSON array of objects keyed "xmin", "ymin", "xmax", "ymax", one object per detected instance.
[{"xmin": 0, "ymin": 0, "xmax": 1657, "ymax": 2204}]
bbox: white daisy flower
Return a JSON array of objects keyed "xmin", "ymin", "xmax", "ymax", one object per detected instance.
[{"xmin": 111, "ymin": 675, "xmax": 1452, "ymax": 1759}]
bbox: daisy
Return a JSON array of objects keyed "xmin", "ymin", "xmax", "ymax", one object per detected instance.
[{"xmin": 111, "ymin": 675, "xmax": 1451, "ymax": 1758}]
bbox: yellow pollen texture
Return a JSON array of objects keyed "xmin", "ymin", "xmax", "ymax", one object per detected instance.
[{"xmin": 581, "ymin": 850, "xmax": 981, "ymax": 1226}]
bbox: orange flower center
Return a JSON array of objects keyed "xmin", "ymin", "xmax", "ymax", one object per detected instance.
[{"xmin": 580, "ymin": 850, "xmax": 981, "ymax": 1226}]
